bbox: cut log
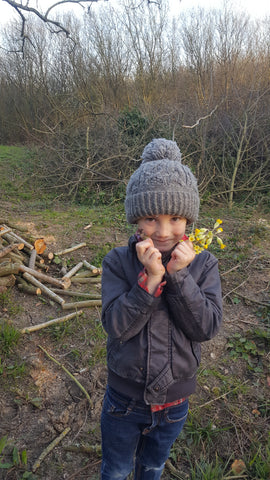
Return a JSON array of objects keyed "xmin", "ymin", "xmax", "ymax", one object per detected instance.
[
  {"xmin": 62, "ymin": 261, "xmax": 84, "ymax": 280},
  {"xmin": 5, "ymin": 231, "xmax": 34, "ymax": 250},
  {"xmin": 0, "ymin": 225, "xmax": 11, "ymax": 236},
  {"xmin": 19, "ymin": 265, "xmax": 71, "ymax": 289},
  {"xmin": 17, "ymin": 282, "xmax": 42, "ymax": 296},
  {"xmin": 28, "ymin": 249, "xmax": 37, "ymax": 270},
  {"xmin": 34, "ymin": 238, "xmax": 47, "ymax": 254},
  {"xmin": 74, "ymin": 270, "xmax": 100, "ymax": 278},
  {"xmin": 54, "ymin": 243, "xmax": 87, "ymax": 256},
  {"xmin": 51, "ymin": 288, "xmax": 101, "ymax": 299},
  {"xmin": 22, "ymin": 272, "xmax": 65, "ymax": 305},
  {"xmin": 0, "ymin": 286, "xmax": 7, "ymax": 293},
  {"xmin": 62, "ymin": 299, "xmax": 102, "ymax": 310},
  {"xmin": 0, "ymin": 244, "xmax": 23, "ymax": 259},
  {"xmin": 0, "ymin": 274, "xmax": 16, "ymax": 287},
  {"xmin": 21, "ymin": 310, "xmax": 83, "ymax": 334},
  {"xmin": 71, "ymin": 276, "xmax": 101, "ymax": 284},
  {"xmin": 0, "ymin": 263, "xmax": 21, "ymax": 277},
  {"xmin": 82, "ymin": 260, "xmax": 100, "ymax": 274}
]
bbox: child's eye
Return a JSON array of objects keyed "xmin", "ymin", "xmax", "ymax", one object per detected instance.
[
  {"xmin": 145, "ymin": 217, "xmax": 156, "ymax": 223},
  {"xmin": 172, "ymin": 216, "xmax": 182, "ymax": 222}
]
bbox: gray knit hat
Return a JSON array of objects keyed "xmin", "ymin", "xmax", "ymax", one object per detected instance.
[{"xmin": 125, "ymin": 138, "xmax": 199, "ymax": 224}]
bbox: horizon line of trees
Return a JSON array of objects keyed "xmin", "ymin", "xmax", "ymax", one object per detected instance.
[{"xmin": 0, "ymin": 0, "xmax": 269, "ymax": 209}]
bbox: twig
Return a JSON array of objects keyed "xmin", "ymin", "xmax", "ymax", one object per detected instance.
[
  {"xmin": 66, "ymin": 459, "xmax": 102, "ymax": 480},
  {"xmin": 21, "ymin": 310, "xmax": 84, "ymax": 333},
  {"xmin": 231, "ymin": 292, "xmax": 269, "ymax": 308},
  {"xmin": 192, "ymin": 380, "xmax": 249, "ymax": 411},
  {"xmin": 165, "ymin": 459, "xmax": 186, "ymax": 479},
  {"xmin": 182, "ymin": 104, "xmax": 220, "ymax": 129},
  {"xmin": 38, "ymin": 345, "xmax": 92, "ymax": 407},
  {"xmin": 32, "ymin": 427, "xmax": 71, "ymax": 473},
  {"xmin": 222, "ymin": 278, "xmax": 249, "ymax": 300}
]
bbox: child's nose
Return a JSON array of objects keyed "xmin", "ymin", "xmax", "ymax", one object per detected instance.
[{"xmin": 157, "ymin": 222, "xmax": 170, "ymax": 237}]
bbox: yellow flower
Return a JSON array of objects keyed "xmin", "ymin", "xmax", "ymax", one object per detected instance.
[
  {"xmin": 214, "ymin": 219, "xmax": 223, "ymax": 229},
  {"xmin": 188, "ymin": 219, "xmax": 226, "ymax": 254}
]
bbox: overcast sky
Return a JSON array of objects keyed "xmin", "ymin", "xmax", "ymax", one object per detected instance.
[{"xmin": 0, "ymin": 0, "xmax": 269, "ymax": 26}]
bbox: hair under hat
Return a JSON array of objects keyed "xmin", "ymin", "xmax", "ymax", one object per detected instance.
[{"xmin": 125, "ymin": 138, "xmax": 200, "ymax": 225}]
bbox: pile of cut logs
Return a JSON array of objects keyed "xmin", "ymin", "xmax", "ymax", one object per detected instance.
[{"xmin": 0, "ymin": 221, "xmax": 102, "ymax": 315}]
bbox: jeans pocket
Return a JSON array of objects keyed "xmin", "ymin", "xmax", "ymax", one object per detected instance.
[
  {"xmin": 164, "ymin": 400, "xmax": 189, "ymax": 424},
  {"xmin": 105, "ymin": 388, "xmax": 133, "ymax": 418}
]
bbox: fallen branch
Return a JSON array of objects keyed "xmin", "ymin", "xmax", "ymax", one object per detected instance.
[
  {"xmin": 38, "ymin": 345, "xmax": 92, "ymax": 407},
  {"xmin": 62, "ymin": 261, "xmax": 84, "ymax": 280},
  {"xmin": 0, "ymin": 263, "xmax": 21, "ymax": 277},
  {"xmin": 22, "ymin": 272, "xmax": 65, "ymax": 305},
  {"xmin": 4, "ymin": 231, "xmax": 34, "ymax": 250},
  {"xmin": 54, "ymin": 243, "xmax": 87, "ymax": 256},
  {"xmin": 17, "ymin": 277, "xmax": 41, "ymax": 296},
  {"xmin": 32, "ymin": 426, "xmax": 71, "ymax": 473},
  {"xmin": 0, "ymin": 243, "xmax": 23, "ymax": 259},
  {"xmin": 0, "ymin": 225, "xmax": 12, "ymax": 236},
  {"xmin": 21, "ymin": 310, "xmax": 83, "ymax": 333},
  {"xmin": 28, "ymin": 248, "xmax": 37, "ymax": 270},
  {"xmin": 71, "ymin": 276, "xmax": 101, "ymax": 284},
  {"xmin": 19, "ymin": 264, "xmax": 71, "ymax": 289},
  {"xmin": 83, "ymin": 260, "xmax": 101, "ymax": 275},
  {"xmin": 74, "ymin": 270, "xmax": 101, "ymax": 278},
  {"xmin": 51, "ymin": 288, "xmax": 101, "ymax": 299},
  {"xmin": 62, "ymin": 300, "xmax": 102, "ymax": 311},
  {"xmin": 0, "ymin": 274, "xmax": 16, "ymax": 287},
  {"xmin": 64, "ymin": 444, "xmax": 102, "ymax": 456}
]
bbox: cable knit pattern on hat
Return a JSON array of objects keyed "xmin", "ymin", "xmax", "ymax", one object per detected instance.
[{"xmin": 125, "ymin": 138, "xmax": 200, "ymax": 225}]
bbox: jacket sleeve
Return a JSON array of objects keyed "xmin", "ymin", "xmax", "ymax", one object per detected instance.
[
  {"xmin": 101, "ymin": 249, "xmax": 160, "ymax": 341},
  {"xmin": 165, "ymin": 251, "xmax": 223, "ymax": 342}
]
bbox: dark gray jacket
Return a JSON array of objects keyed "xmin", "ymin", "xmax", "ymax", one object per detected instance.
[{"xmin": 101, "ymin": 235, "xmax": 223, "ymax": 405}]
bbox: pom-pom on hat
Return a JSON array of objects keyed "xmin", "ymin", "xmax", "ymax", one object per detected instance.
[{"xmin": 125, "ymin": 138, "xmax": 200, "ymax": 225}]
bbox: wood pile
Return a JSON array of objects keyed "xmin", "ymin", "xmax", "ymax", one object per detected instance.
[{"xmin": 0, "ymin": 221, "xmax": 102, "ymax": 321}]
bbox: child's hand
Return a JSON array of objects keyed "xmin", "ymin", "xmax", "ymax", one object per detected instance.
[
  {"xmin": 166, "ymin": 239, "xmax": 195, "ymax": 274},
  {"xmin": 136, "ymin": 238, "xmax": 165, "ymax": 294},
  {"xmin": 136, "ymin": 238, "xmax": 165, "ymax": 277}
]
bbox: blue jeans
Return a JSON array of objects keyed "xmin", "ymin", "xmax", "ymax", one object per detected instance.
[{"xmin": 101, "ymin": 386, "xmax": 188, "ymax": 480}]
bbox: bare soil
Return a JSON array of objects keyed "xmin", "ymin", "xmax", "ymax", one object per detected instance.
[{"xmin": 0, "ymin": 203, "xmax": 269, "ymax": 480}]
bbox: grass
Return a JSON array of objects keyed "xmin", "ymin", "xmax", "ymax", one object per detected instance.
[{"xmin": 0, "ymin": 144, "xmax": 269, "ymax": 480}]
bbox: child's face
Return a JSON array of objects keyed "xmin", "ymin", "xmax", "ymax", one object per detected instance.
[{"xmin": 137, "ymin": 214, "xmax": 187, "ymax": 253}]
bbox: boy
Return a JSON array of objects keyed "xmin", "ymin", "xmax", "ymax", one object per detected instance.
[{"xmin": 101, "ymin": 138, "xmax": 223, "ymax": 479}]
